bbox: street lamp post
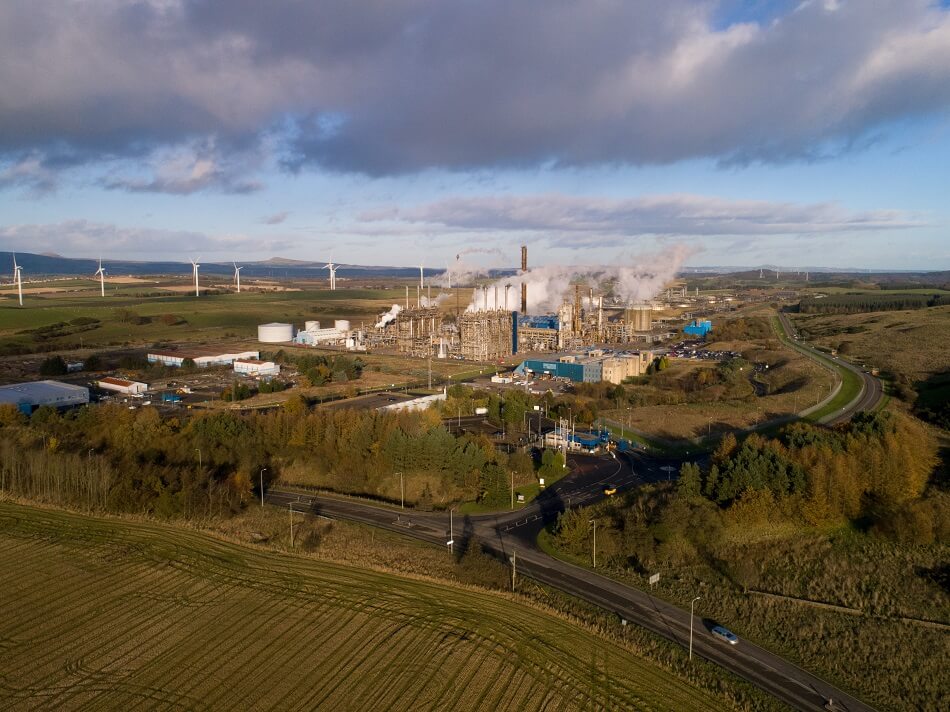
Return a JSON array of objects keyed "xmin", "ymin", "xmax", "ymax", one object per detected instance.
[
  {"xmin": 689, "ymin": 596, "xmax": 701, "ymax": 661},
  {"xmin": 448, "ymin": 508, "xmax": 454, "ymax": 556},
  {"xmin": 396, "ymin": 472, "xmax": 404, "ymax": 509},
  {"xmin": 260, "ymin": 468, "xmax": 267, "ymax": 508},
  {"xmin": 589, "ymin": 518, "xmax": 597, "ymax": 568}
]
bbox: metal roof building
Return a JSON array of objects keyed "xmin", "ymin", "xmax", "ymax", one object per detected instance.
[
  {"xmin": 97, "ymin": 377, "xmax": 148, "ymax": 395},
  {"xmin": 516, "ymin": 358, "xmax": 602, "ymax": 383},
  {"xmin": 0, "ymin": 380, "xmax": 89, "ymax": 414}
]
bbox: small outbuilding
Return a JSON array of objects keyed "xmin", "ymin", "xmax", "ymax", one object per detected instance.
[
  {"xmin": 234, "ymin": 359, "xmax": 280, "ymax": 377},
  {"xmin": 97, "ymin": 377, "xmax": 148, "ymax": 395}
]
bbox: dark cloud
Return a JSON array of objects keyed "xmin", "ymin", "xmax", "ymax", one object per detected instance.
[
  {"xmin": 362, "ymin": 193, "xmax": 925, "ymax": 242},
  {"xmin": 0, "ymin": 0, "xmax": 948, "ymax": 185}
]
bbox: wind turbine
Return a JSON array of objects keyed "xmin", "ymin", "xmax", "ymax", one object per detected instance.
[
  {"xmin": 191, "ymin": 256, "xmax": 201, "ymax": 297},
  {"xmin": 94, "ymin": 258, "xmax": 106, "ymax": 297},
  {"xmin": 12, "ymin": 253, "xmax": 23, "ymax": 306},
  {"xmin": 233, "ymin": 262, "xmax": 243, "ymax": 293},
  {"xmin": 324, "ymin": 258, "xmax": 337, "ymax": 290}
]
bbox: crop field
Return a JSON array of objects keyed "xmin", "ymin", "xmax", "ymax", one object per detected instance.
[{"xmin": 0, "ymin": 502, "xmax": 719, "ymax": 711}]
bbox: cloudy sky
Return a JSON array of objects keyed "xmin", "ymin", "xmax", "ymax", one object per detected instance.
[{"xmin": 1, "ymin": 0, "xmax": 949, "ymax": 270}]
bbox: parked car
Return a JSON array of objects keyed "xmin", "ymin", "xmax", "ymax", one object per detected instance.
[{"xmin": 711, "ymin": 626, "xmax": 739, "ymax": 645}]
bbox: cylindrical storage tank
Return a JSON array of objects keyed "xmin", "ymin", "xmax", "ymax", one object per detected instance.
[
  {"xmin": 334, "ymin": 319, "xmax": 350, "ymax": 331},
  {"xmin": 257, "ymin": 322, "xmax": 294, "ymax": 343},
  {"xmin": 304, "ymin": 320, "xmax": 320, "ymax": 332}
]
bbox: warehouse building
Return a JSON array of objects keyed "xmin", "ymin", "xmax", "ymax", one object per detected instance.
[
  {"xmin": 516, "ymin": 356, "xmax": 603, "ymax": 383},
  {"xmin": 147, "ymin": 348, "xmax": 260, "ymax": 368},
  {"xmin": 0, "ymin": 380, "xmax": 89, "ymax": 414},
  {"xmin": 377, "ymin": 388, "xmax": 447, "ymax": 413},
  {"xmin": 233, "ymin": 359, "xmax": 280, "ymax": 377},
  {"xmin": 516, "ymin": 350, "xmax": 654, "ymax": 385},
  {"xmin": 97, "ymin": 377, "xmax": 148, "ymax": 395}
]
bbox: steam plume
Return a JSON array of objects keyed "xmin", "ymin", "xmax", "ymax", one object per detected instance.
[
  {"xmin": 469, "ymin": 245, "xmax": 691, "ymax": 313},
  {"xmin": 374, "ymin": 304, "xmax": 402, "ymax": 328}
]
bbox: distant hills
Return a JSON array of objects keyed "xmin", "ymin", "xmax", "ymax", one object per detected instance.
[
  {"xmin": 0, "ymin": 252, "xmax": 444, "ymax": 280},
  {"xmin": 0, "ymin": 251, "xmax": 946, "ymax": 285}
]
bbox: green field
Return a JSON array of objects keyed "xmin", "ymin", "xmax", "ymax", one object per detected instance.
[
  {"xmin": 0, "ymin": 502, "xmax": 719, "ymax": 711},
  {"xmin": 0, "ymin": 287, "xmax": 410, "ymax": 348}
]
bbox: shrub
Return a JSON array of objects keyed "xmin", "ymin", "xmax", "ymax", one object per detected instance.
[{"xmin": 39, "ymin": 355, "xmax": 68, "ymax": 376}]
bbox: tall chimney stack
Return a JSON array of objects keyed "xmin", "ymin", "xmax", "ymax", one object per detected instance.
[{"xmin": 520, "ymin": 245, "xmax": 528, "ymax": 313}]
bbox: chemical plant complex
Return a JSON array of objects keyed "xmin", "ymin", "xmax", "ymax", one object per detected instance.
[{"xmin": 246, "ymin": 246, "xmax": 717, "ymax": 386}]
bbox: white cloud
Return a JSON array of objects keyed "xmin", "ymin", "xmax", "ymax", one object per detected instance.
[{"xmin": 362, "ymin": 193, "xmax": 925, "ymax": 243}]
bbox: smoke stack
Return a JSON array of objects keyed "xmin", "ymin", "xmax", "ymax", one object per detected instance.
[
  {"xmin": 589, "ymin": 287, "xmax": 594, "ymax": 309},
  {"xmin": 494, "ymin": 285, "xmax": 498, "ymax": 310},
  {"xmin": 573, "ymin": 283, "xmax": 582, "ymax": 334},
  {"xmin": 520, "ymin": 244, "xmax": 528, "ymax": 313},
  {"xmin": 504, "ymin": 284, "xmax": 510, "ymax": 311},
  {"xmin": 405, "ymin": 285, "xmax": 409, "ymax": 310}
]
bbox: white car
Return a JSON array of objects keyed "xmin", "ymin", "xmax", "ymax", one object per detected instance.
[{"xmin": 711, "ymin": 626, "xmax": 739, "ymax": 645}]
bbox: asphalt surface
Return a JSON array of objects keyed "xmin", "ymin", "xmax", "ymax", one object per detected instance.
[
  {"xmin": 268, "ymin": 453, "xmax": 874, "ymax": 712},
  {"xmin": 777, "ymin": 312, "xmax": 883, "ymax": 424}
]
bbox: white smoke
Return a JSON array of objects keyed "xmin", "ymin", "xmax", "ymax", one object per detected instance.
[
  {"xmin": 433, "ymin": 247, "xmax": 507, "ymax": 288},
  {"xmin": 375, "ymin": 304, "xmax": 402, "ymax": 328},
  {"xmin": 419, "ymin": 292, "xmax": 453, "ymax": 307},
  {"xmin": 469, "ymin": 245, "xmax": 692, "ymax": 314}
]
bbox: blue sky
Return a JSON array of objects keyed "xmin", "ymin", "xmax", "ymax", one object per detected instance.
[{"xmin": 1, "ymin": 1, "xmax": 948, "ymax": 272}]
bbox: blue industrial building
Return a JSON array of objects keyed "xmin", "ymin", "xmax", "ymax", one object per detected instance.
[
  {"xmin": 683, "ymin": 319, "xmax": 713, "ymax": 337},
  {"xmin": 518, "ymin": 314, "xmax": 559, "ymax": 330},
  {"xmin": 0, "ymin": 380, "xmax": 89, "ymax": 415},
  {"xmin": 515, "ymin": 358, "xmax": 602, "ymax": 383}
]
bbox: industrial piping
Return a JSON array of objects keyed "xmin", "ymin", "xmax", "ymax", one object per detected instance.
[{"xmin": 520, "ymin": 244, "xmax": 528, "ymax": 313}]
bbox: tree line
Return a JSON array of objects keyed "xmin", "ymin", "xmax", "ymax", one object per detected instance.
[
  {"xmin": 0, "ymin": 394, "xmax": 539, "ymax": 518},
  {"xmin": 554, "ymin": 410, "xmax": 946, "ymax": 575},
  {"xmin": 798, "ymin": 293, "xmax": 949, "ymax": 314}
]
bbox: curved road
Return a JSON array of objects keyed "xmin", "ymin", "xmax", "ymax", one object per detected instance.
[
  {"xmin": 776, "ymin": 312, "xmax": 882, "ymax": 424},
  {"xmin": 268, "ymin": 452, "xmax": 874, "ymax": 712}
]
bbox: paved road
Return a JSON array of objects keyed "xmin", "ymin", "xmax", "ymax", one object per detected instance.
[
  {"xmin": 777, "ymin": 312, "xmax": 883, "ymax": 424},
  {"xmin": 268, "ymin": 454, "xmax": 874, "ymax": 712}
]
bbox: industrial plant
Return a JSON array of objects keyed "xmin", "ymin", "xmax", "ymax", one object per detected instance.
[{"xmin": 250, "ymin": 245, "xmax": 711, "ymax": 377}]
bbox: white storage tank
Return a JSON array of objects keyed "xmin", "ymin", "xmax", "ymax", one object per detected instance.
[
  {"xmin": 334, "ymin": 319, "xmax": 351, "ymax": 331},
  {"xmin": 304, "ymin": 320, "xmax": 320, "ymax": 332},
  {"xmin": 257, "ymin": 322, "xmax": 294, "ymax": 343}
]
